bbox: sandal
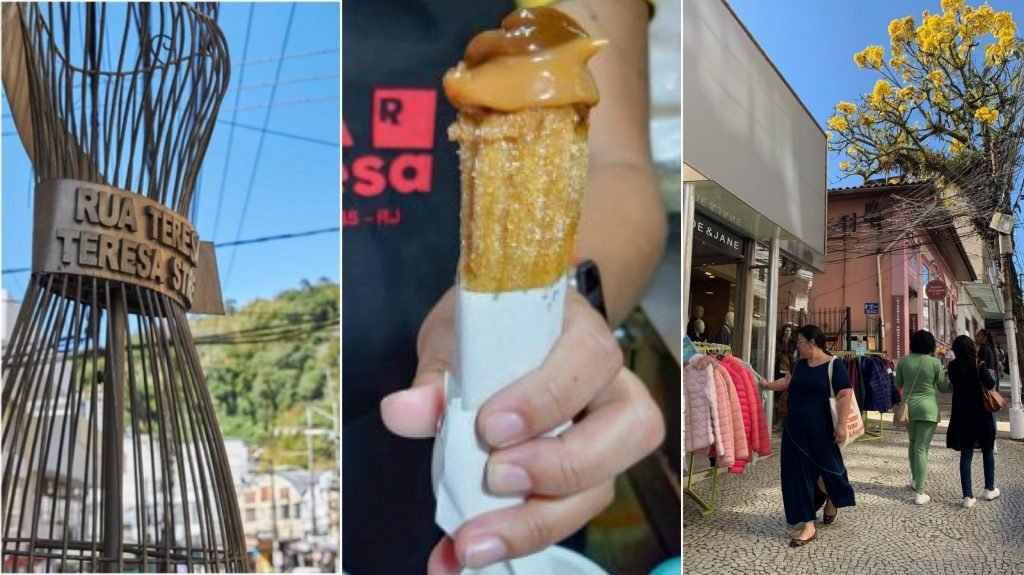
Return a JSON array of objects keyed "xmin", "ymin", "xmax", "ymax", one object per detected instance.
[
  {"xmin": 823, "ymin": 509, "xmax": 838, "ymax": 525},
  {"xmin": 822, "ymin": 499, "xmax": 837, "ymax": 524},
  {"xmin": 789, "ymin": 531, "xmax": 818, "ymax": 548}
]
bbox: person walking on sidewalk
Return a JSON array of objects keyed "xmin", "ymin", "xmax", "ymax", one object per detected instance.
[
  {"xmin": 760, "ymin": 325, "xmax": 856, "ymax": 548},
  {"xmin": 975, "ymin": 329, "xmax": 1000, "ymax": 453},
  {"xmin": 975, "ymin": 330, "xmax": 999, "ymax": 391},
  {"xmin": 946, "ymin": 335, "xmax": 999, "ymax": 508},
  {"xmin": 895, "ymin": 330, "xmax": 949, "ymax": 506}
]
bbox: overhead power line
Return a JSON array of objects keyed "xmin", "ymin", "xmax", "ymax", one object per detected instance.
[
  {"xmin": 211, "ymin": 2, "xmax": 256, "ymax": 243},
  {"xmin": 227, "ymin": 72, "xmax": 339, "ymax": 93},
  {"xmin": 1, "ymin": 227, "xmax": 339, "ymax": 275},
  {"xmin": 223, "ymin": 2, "xmax": 299, "ymax": 290},
  {"xmin": 214, "ymin": 227, "xmax": 338, "ymax": 248},
  {"xmin": 215, "ymin": 120, "xmax": 338, "ymax": 148},
  {"xmin": 217, "ymin": 94, "xmax": 338, "ymax": 114},
  {"xmin": 236, "ymin": 48, "xmax": 338, "ymax": 68}
]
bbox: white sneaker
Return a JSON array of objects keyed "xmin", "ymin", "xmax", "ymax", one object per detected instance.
[
  {"xmin": 994, "ymin": 444, "xmax": 999, "ymax": 454},
  {"xmin": 962, "ymin": 497, "xmax": 977, "ymax": 508},
  {"xmin": 915, "ymin": 493, "xmax": 931, "ymax": 505},
  {"xmin": 981, "ymin": 488, "xmax": 1001, "ymax": 501},
  {"xmin": 907, "ymin": 481, "xmax": 916, "ymax": 491}
]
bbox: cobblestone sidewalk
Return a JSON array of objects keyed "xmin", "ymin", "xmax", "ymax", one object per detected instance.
[{"xmin": 684, "ymin": 429, "xmax": 1024, "ymax": 574}]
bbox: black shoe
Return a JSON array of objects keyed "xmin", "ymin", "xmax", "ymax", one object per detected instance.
[
  {"xmin": 823, "ymin": 499, "xmax": 837, "ymax": 524},
  {"xmin": 789, "ymin": 531, "xmax": 818, "ymax": 548}
]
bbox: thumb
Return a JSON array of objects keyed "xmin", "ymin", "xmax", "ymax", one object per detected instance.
[
  {"xmin": 380, "ymin": 289, "xmax": 455, "ymax": 438},
  {"xmin": 380, "ymin": 372, "xmax": 445, "ymax": 438}
]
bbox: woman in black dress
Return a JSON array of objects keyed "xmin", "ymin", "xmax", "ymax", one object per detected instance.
[
  {"xmin": 760, "ymin": 325, "xmax": 856, "ymax": 547},
  {"xmin": 946, "ymin": 335, "xmax": 999, "ymax": 507}
]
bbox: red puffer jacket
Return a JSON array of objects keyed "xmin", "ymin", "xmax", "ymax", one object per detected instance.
[{"xmin": 722, "ymin": 356, "xmax": 771, "ymax": 473}]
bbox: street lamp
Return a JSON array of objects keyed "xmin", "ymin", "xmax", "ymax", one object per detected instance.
[{"xmin": 989, "ymin": 212, "xmax": 1024, "ymax": 440}]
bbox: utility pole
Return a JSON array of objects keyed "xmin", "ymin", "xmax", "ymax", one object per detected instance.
[
  {"xmin": 997, "ymin": 234, "xmax": 1024, "ymax": 439},
  {"xmin": 327, "ymin": 368, "xmax": 339, "ymax": 481},
  {"xmin": 990, "ymin": 148, "xmax": 1023, "ymax": 439},
  {"xmin": 306, "ymin": 407, "xmax": 317, "ymax": 538},
  {"xmin": 268, "ymin": 458, "xmax": 279, "ymax": 546}
]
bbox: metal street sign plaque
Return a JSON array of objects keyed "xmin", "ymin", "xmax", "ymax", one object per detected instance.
[{"xmin": 32, "ymin": 178, "xmax": 222, "ymax": 313}]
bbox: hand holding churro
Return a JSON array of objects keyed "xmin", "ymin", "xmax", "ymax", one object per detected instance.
[{"xmin": 380, "ymin": 7, "xmax": 664, "ymax": 574}]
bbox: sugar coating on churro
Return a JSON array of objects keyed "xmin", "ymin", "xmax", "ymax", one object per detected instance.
[
  {"xmin": 452, "ymin": 106, "xmax": 589, "ymax": 292},
  {"xmin": 444, "ymin": 7, "xmax": 604, "ymax": 293}
]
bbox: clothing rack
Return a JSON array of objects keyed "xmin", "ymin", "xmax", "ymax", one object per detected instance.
[
  {"xmin": 831, "ymin": 351, "xmax": 886, "ymax": 441},
  {"xmin": 832, "ymin": 350, "xmax": 886, "ymax": 357},
  {"xmin": 857, "ymin": 411, "xmax": 885, "ymax": 442},
  {"xmin": 684, "ymin": 342, "xmax": 730, "ymax": 516},
  {"xmin": 692, "ymin": 342, "xmax": 732, "ymax": 355},
  {"xmin": 685, "ymin": 453, "xmax": 718, "ymax": 516}
]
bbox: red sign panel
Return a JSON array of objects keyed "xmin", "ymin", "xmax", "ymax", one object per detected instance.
[
  {"xmin": 893, "ymin": 295, "xmax": 904, "ymax": 358},
  {"xmin": 925, "ymin": 279, "xmax": 947, "ymax": 300}
]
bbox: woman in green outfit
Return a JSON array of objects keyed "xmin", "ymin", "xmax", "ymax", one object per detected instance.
[{"xmin": 895, "ymin": 330, "xmax": 950, "ymax": 505}]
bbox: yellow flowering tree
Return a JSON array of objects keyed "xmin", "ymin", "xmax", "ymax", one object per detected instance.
[
  {"xmin": 829, "ymin": 0, "xmax": 1024, "ymax": 375},
  {"xmin": 828, "ymin": 0, "xmax": 1023, "ymax": 219}
]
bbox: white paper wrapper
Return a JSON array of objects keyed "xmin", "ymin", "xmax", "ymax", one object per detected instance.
[
  {"xmin": 431, "ymin": 276, "xmax": 608, "ymax": 574},
  {"xmin": 454, "ymin": 278, "xmax": 567, "ymax": 410}
]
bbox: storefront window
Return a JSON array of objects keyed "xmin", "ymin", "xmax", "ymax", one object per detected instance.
[
  {"xmin": 921, "ymin": 265, "xmax": 930, "ymax": 332},
  {"xmin": 749, "ymin": 243, "xmax": 769, "ymax": 374},
  {"xmin": 778, "ymin": 259, "xmax": 813, "ymax": 328},
  {"xmin": 687, "ymin": 213, "xmax": 744, "ymax": 351},
  {"xmin": 949, "ymin": 298, "xmax": 956, "ymax": 341},
  {"xmin": 688, "ymin": 262, "xmax": 738, "ymax": 348}
]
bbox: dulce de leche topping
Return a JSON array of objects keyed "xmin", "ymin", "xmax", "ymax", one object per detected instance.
[{"xmin": 443, "ymin": 7, "xmax": 607, "ymax": 112}]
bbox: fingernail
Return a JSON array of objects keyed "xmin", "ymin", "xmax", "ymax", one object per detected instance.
[
  {"xmin": 461, "ymin": 536, "xmax": 507, "ymax": 568},
  {"xmin": 482, "ymin": 412, "xmax": 527, "ymax": 447},
  {"xmin": 487, "ymin": 463, "xmax": 531, "ymax": 494},
  {"xmin": 380, "ymin": 389, "xmax": 411, "ymax": 411}
]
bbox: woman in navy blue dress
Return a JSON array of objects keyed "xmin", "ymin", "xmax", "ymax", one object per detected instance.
[{"xmin": 760, "ymin": 325, "xmax": 857, "ymax": 547}]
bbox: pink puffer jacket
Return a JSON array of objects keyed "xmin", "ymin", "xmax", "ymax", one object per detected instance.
[
  {"xmin": 684, "ymin": 360, "xmax": 717, "ymax": 452},
  {"xmin": 700, "ymin": 357, "xmax": 735, "ymax": 467},
  {"xmin": 715, "ymin": 364, "xmax": 748, "ymax": 467}
]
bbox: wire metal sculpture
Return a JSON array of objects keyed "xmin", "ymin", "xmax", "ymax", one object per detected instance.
[{"xmin": 2, "ymin": 3, "xmax": 247, "ymax": 572}]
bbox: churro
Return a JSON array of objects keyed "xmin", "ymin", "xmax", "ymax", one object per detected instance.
[{"xmin": 444, "ymin": 7, "xmax": 605, "ymax": 292}]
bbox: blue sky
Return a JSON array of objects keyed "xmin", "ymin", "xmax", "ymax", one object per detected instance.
[
  {"xmin": 729, "ymin": 0, "xmax": 1021, "ymax": 186},
  {"xmin": 730, "ymin": 0, "xmax": 1024, "ymax": 268},
  {"xmin": 2, "ymin": 2, "xmax": 340, "ymax": 307}
]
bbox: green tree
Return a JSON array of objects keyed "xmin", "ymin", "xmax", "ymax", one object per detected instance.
[{"xmin": 191, "ymin": 281, "xmax": 339, "ymax": 451}]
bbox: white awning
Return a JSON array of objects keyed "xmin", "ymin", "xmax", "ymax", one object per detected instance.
[{"xmin": 963, "ymin": 282, "xmax": 1005, "ymax": 320}]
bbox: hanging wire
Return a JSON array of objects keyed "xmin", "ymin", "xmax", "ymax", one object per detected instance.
[
  {"xmin": 222, "ymin": 2, "xmax": 298, "ymax": 290},
  {"xmin": 211, "ymin": 2, "xmax": 254, "ymax": 243}
]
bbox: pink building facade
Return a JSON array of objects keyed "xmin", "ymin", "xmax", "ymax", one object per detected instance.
[{"xmin": 812, "ymin": 183, "xmax": 976, "ymax": 359}]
